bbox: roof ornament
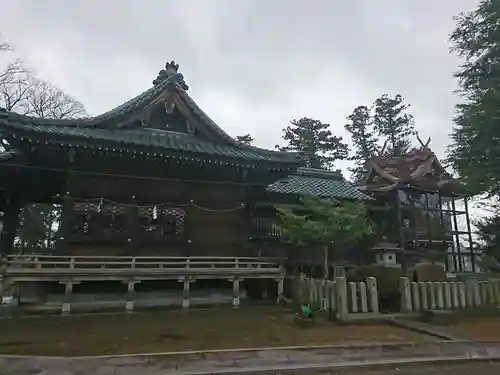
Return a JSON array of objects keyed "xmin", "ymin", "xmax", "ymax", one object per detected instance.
[
  {"xmin": 152, "ymin": 60, "xmax": 189, "ymax": 91},
  {"xmin": 375, "ymin": 140, "xmax": 389, "ymax": 156},
  {"xmin": 416, "ymin": 132, "xmax": 431, "ymax": 150}
]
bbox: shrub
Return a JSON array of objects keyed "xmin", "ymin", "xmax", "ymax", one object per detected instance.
[
  {"xmin": 411, "ymin": 263, "xmax": 447, "ymax": 282},
  {"xmin": 347, "ymin": 264, "xmax": 403, "ymax": 312}
]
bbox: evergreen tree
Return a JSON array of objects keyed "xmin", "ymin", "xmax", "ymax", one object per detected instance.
[
  {"xmin": 473, "ymin": 199, "xmax": 500, "ymax": 271},
  {"xmin": 277, "ymin": 117, "xmax": 348, "ymax": 169},
  {"xmin": 344, "ymin": 105, "xmax": 378, "ymax": 182},
  {"xmin": 447, "ymin": 0, "xmax": 500, "ymax": 196},
  {"xmin": 373, "ymin": 94, "xmax": 415, "ymax": 156},
  {"xmin": 235, "ymin": 134, "xmax": 254, "ymax": 145}
]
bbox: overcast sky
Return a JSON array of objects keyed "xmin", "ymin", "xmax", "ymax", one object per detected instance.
[{"xmin": 0, "ymin": 0, "xmax": 479, "ymax": 176}]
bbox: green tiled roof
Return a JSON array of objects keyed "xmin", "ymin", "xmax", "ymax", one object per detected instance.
[
  {"xmin": 0, "ymin": 64, "xmax": 300, "ymax": 165},
  {"xmin": 267, "ymin": 168, "xmax": 371, "ymax": 200},
  {"xmin": 0, "ymin": 116, "xmax": 298, "ymax": 163}
]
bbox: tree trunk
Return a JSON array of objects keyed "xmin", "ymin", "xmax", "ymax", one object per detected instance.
[{"xmin": 323, "ymin": 245, "xmax": 329, "ymax": 280}]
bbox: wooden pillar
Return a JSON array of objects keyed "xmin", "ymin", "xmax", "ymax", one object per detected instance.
[
  {"xmin": 451, "ymin": 198, "xmax": 462, "ymax": 272},
  {"xmin": 424, "ymin": 194, "xmax": 433, "ymax": 248},
  {"xmin": 0, "ymin": 195, "xmax": 21, "ymax": 257},
  {"xmin": 244, "ymin": 191, "xmax": 253, "ymax": 257},
  {"xmin": 277, "ymin": 275, "xmax": 284, "ymax": 303},
  {"xmin": 231, "ymin": 277, "xmax": 241, "ymax": 308},
  {"xmin": 179, "ymin": 277, "xmax": 193, "ymax": 309},
  {"xmin": 438, "ymin": 192, "xmax": 453, "ymax": 272},
  {"xmin": 395, "ymin": 189, "xmax": 407, "ymax": 271},
  {"xmin": 56, "ymin": 193, "xmax": 75, "ymax": 255},
  {"xmin": 125, "ymin": 279, "xmax": 139, "ymax": 313},
  {"xmin": 184, "ymin": 206, "xmax": 194, "ymax": 257},
  {"xmin": 61, "ymin": 279, "xmax": 75, "ymax": 315},
  {"xmin": 445, "ymin": 200, "xmax": 459, "ymax": 272},
  {"xmin": 463, "ymin": 196, "xmax": 476, "ymax": 273},
  {"xmin": 126, "ymin": 195, "xmax": 139, "ymax": 256}
]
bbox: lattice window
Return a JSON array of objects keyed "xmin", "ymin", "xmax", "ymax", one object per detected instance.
[
  {"xmin": 100, "ymin": 204, "xmax": 127, "ymax": 235},
  {"xmin": 138, "ymin": 206, "xmax": 185, "ymax": 236},
  {"xmin": 72, "ymin": 202, "xmax": 127, "ymax": 237},
  {"xmin": 73, "ymin": 201, "xmax": 92, "ymax": 234}
]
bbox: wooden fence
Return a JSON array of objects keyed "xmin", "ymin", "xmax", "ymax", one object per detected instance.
[
  {"xmin": 298, "ymin": 276, "xmax": 379, "ymax": 320},
  {"xmin": 399, "ymin": 277, "xmax": 500, "ymax": 312}
]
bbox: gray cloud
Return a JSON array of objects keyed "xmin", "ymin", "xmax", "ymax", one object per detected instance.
[{"xmin": 0, "ymin": 0, "xmax": 480, "ymax": 167}]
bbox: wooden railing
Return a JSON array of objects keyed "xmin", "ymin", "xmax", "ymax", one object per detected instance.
[{"xmin": 4, "ymin": 255, "xmax": 283, "ymax": 272}]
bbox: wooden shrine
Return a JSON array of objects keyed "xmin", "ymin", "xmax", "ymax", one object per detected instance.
[{"xmin": 359, "ymin": 136, "xmax": 476, "ymax": 272}]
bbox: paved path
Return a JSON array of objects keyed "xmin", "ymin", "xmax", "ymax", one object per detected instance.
[
  {"xmin": 389, "ymin": 319, "xmax": 463, "ymax": 340},
  {"xmin": 1, "ymin": 341, "xmax": 500, "ymax": 375}
]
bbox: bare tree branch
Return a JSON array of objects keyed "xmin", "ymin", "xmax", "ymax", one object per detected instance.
[
  {"xmin": 0, "ymin": 78, "xmax": 31, "ymax": 113},
  {"xmin": 23, "ymin": 76, "xmax": 87, "ymax": 119},
  {"xmin": 0, "ymin": 35, "xmax": 12, "ymax": 52},
  {"xmin": 0, "ymin": 59, "xmax": 26, "ymax": 84},
  {"xmin": 1, "ymin": 34, "xmax": 31, "ymax": 113},
  {"xmin": 1, "ymin": 33, "xmax": 87, "ymax": 119}
]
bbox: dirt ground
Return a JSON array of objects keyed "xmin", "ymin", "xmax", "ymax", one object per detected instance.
[
  {"xmin": 446, "ymin": 317, "xmax": 500, "ymax": 340},
  {"xmin": 0, "ymin": 307, "xmax": 432, "ymax": 356}
]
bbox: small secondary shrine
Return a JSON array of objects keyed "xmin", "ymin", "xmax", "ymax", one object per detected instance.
[{"xmin": 360, "ymin": 136, "xmax": 475, "ymax": 272}]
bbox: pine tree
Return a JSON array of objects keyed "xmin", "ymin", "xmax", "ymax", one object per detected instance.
[
  {"xmin": 344, "ymin": 105, "xmax": 378, "ymax": 181},
  {"xmin": 373, "ymin": 94, "xmax": 415, "ymax": 156},
  {"xmin": 475, "ymin": 212, "xmax": 500, "ymax": 271},
  {"xmin": 447, "ymin": 0, "xmax": 500, "ymax": 196},
  {"xmin": 277, "ymin": 117, "xmax": 348, "ymax": 169}
]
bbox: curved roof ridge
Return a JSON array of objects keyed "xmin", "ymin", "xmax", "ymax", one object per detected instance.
[
  {"xmin": 0, "ymin": 77, "xmax": 173, "ymax": 128},
  {"xmin": 176, "ymin": 88, "xmax": 300, "ymax": 160},
  {"xmin": 176, "ymin": 88, "xmax": 238, "ymax": 146},
  {"xmin": 0, "ymin": 61, "xmax": 300, "ymax": 165}
]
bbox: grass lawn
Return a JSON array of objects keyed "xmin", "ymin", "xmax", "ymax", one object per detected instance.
[{"xmin": 0, "ymin": 307, "xmax": 433, "ymax": 356}]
